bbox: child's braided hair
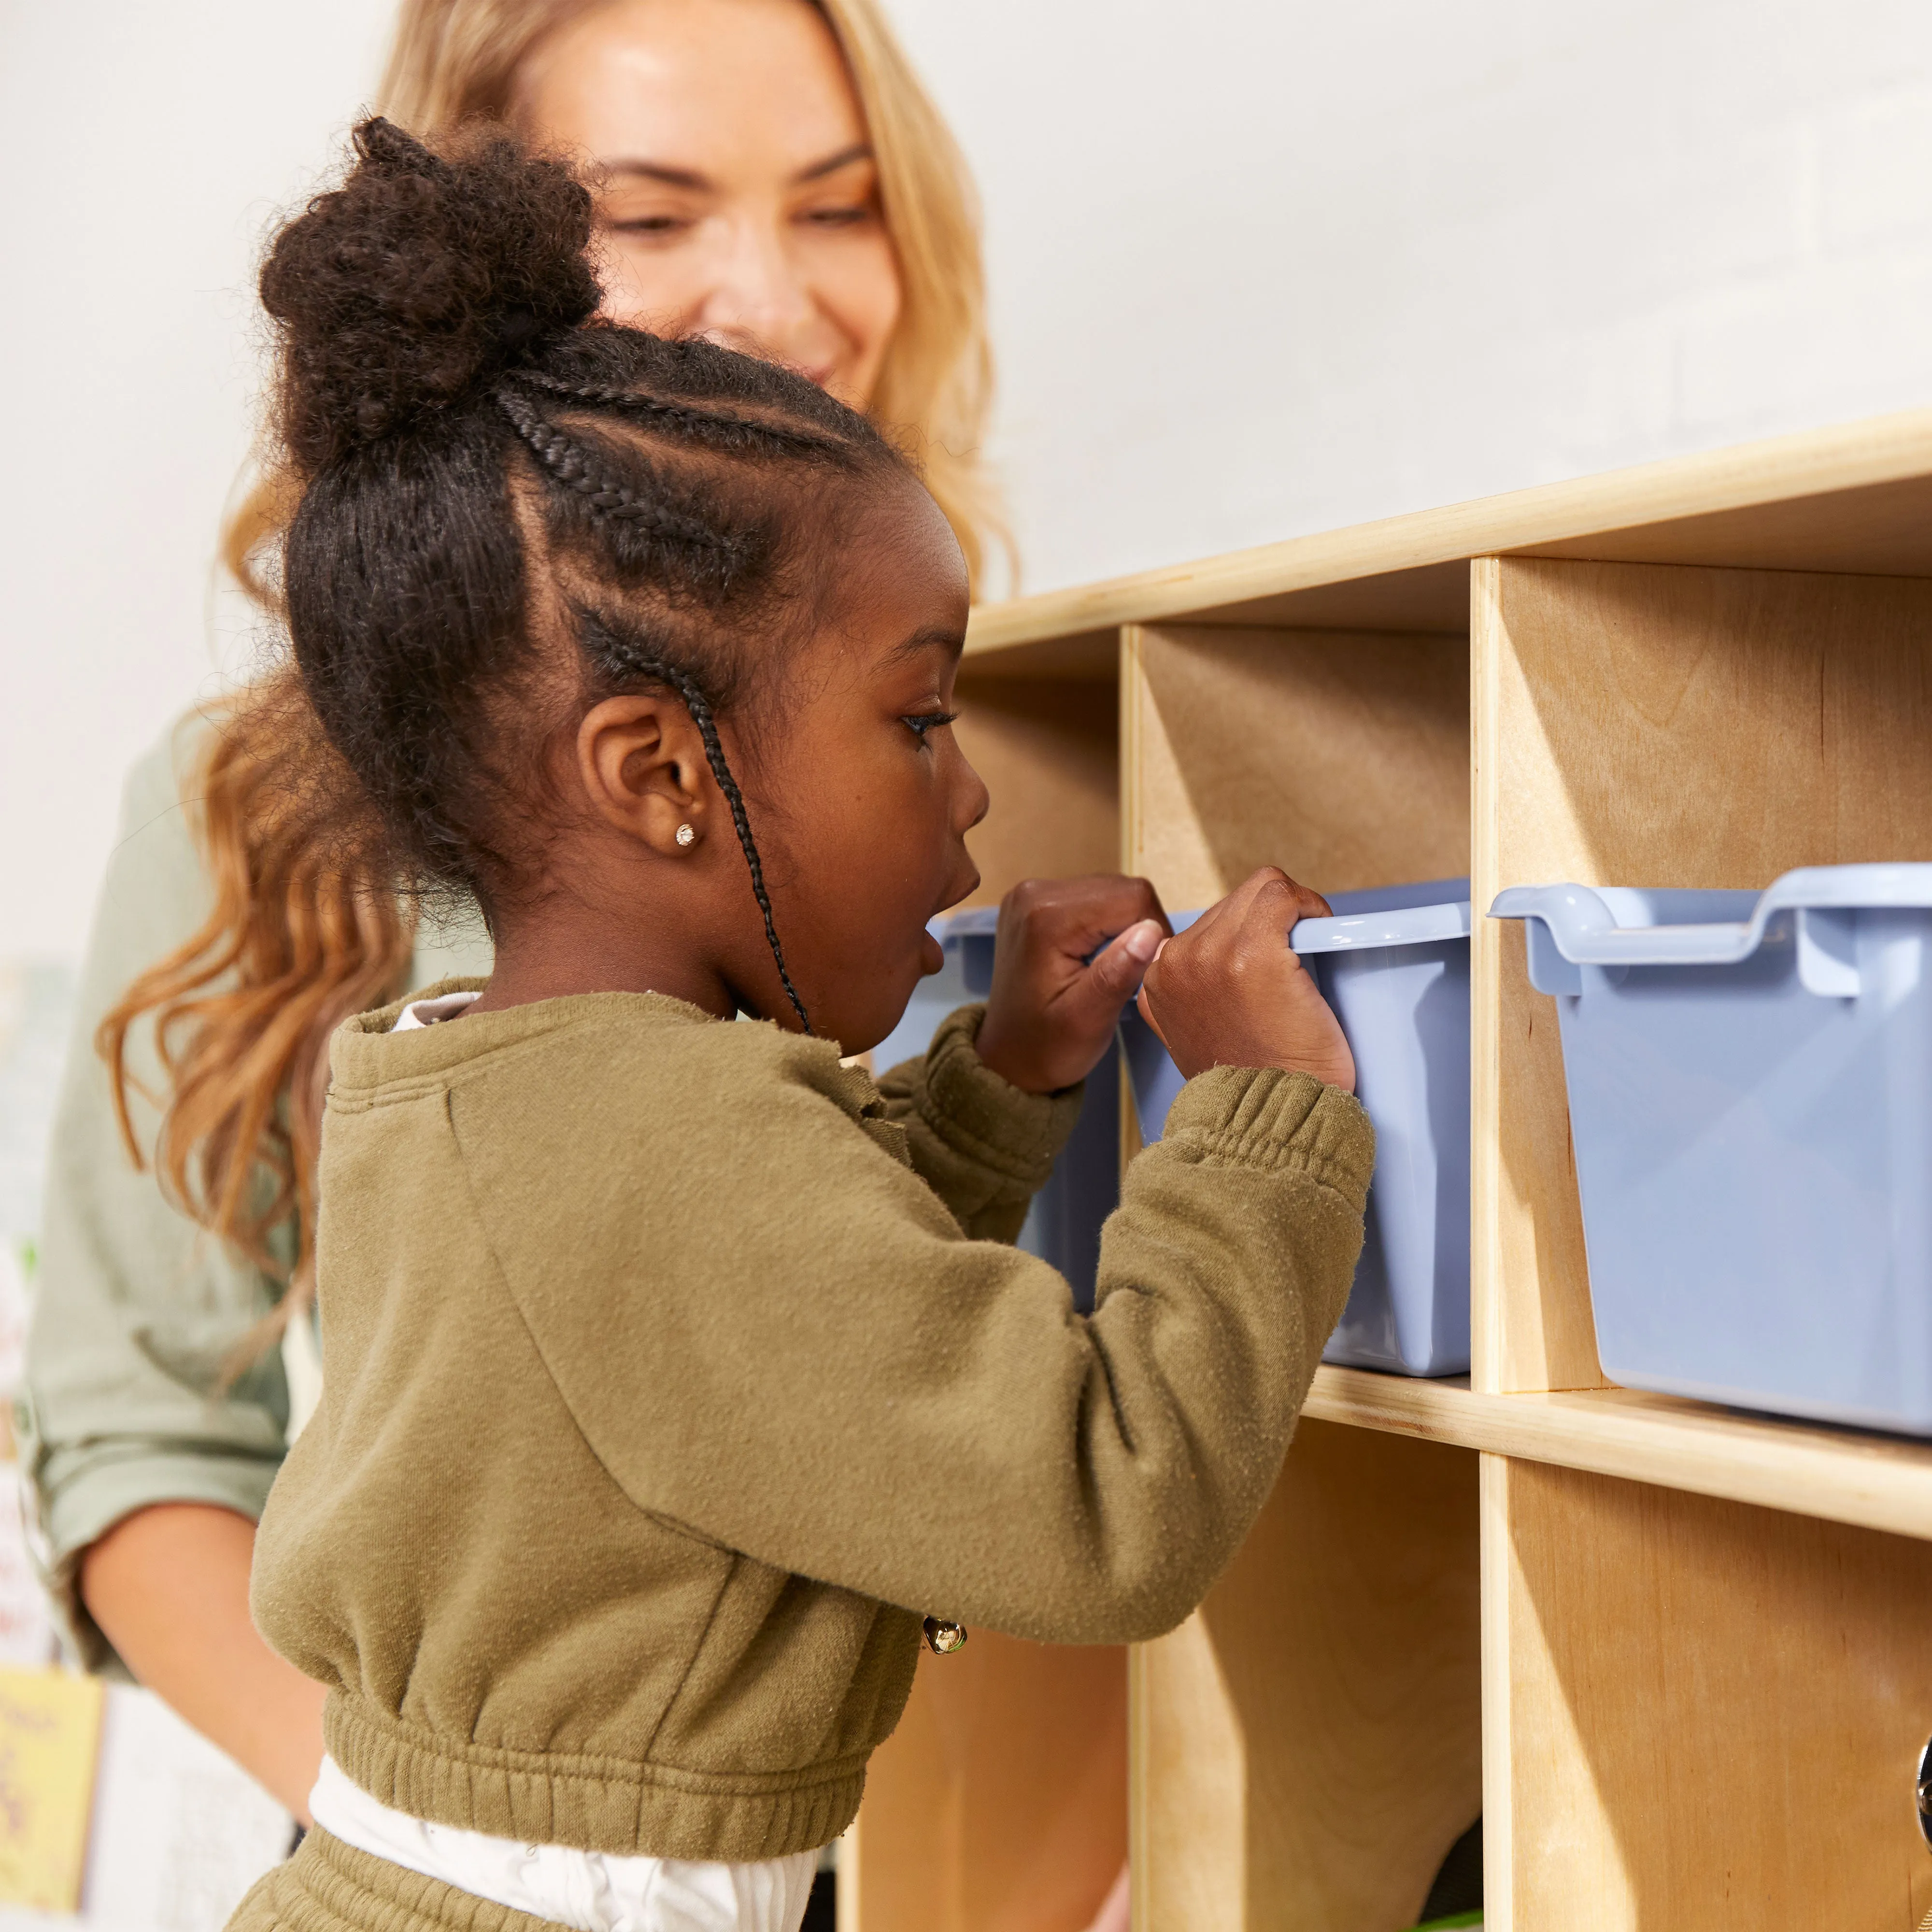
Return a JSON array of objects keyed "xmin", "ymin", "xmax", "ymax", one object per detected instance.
[{"xmin": 260, "ymin": 115, "xmax": 915, "ymax": 1033}]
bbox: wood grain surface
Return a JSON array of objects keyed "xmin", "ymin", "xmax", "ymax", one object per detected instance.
[
  {"xmin": 969, "ymin": 409, "xmax": 1932, "ymax": 660},
  {"xmin": 1122, "ymin": 623, "xmax": 1469, "ymax": 911},
  {"xmin": 847, "ymin": 1635, "xmax": 1127, "ymax": 1932},
  {"xmin": 1485, "ymin": 1456, "xmax": 1932, "ymax": 1930},
  {"xmin": 1135, "ymin": 1421, "xmax": 1483, "ymax": 1931},
  {"xmin": 953, "ymin": 673, "xmax": 1119, "ymax": 908}
]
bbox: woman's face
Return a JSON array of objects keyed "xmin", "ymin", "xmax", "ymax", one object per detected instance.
[{"xmin": 516, "ymin": 0, "xmax": 903, "ymax": 411}]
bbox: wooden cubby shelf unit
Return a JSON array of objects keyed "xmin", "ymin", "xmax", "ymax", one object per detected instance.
[{"xmin": 845, "ymin": 409, "xmax": 1932, "ymax": 1932}]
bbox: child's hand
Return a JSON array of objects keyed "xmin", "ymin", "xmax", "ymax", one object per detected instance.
[
  {"xmin": 974, "ymin": 875, "xmax": 1170, "ymax": 1095},
  {"xmin": 1137, "ymin": 867, "xmax": 1356, "ymax": 1092}
]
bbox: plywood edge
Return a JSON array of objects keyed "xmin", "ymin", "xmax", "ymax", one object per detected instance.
[
  {"xmin": 1303, "ymin": 1367, "xmax": 1932, "ymax": 1540},
  {"xmin": 1118, "ymin": 626, "xmax": 1145, "ymax": 877},
  {"xmin": 1477, "ymin": 1454, "xmax": 1515, "ymax": 1932},
  {"xmin": 965, "ymin": 408, "xmax": 1932, "ymax": 655},
  {"xmin": 1469, "ymin": 559, "xmax": 1505, "ymax": 1394},
  {"xmin": 1125, "ymin": 1639, "xmax": 1151, "ymax": 1932}
]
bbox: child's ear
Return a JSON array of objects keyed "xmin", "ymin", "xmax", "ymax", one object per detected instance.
[{"xmin": 576, "ymin": 695, "xmax": 711, "ymax": 857}]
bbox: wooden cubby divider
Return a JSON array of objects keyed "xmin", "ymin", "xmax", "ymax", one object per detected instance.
[{"xmin": 852, "ymin": 412, "xmax": 1932, "ymax": 1931}]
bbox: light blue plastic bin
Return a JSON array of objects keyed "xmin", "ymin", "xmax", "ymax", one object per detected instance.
[
  {"xmin": 1120, "ymin": 880, "xmax": 1473, "ymax": 1377},
  {"xmin": 871, "ymin": 910, "xmax": 1119, "ymax": 1313},
  {"xmin": 1491, "ymin": 865, "xmax": 1932, "ymax": 1435}
]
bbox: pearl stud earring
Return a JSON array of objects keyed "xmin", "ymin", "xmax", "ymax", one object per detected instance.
[{"xmin": 675, "ymin": 824, "xmax": 696, "ymax": 848}]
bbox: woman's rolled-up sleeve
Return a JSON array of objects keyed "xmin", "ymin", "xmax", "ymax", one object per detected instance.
[{"xmin": 22, "ymin": 724, "xmax": 290, "ymax": 1668}]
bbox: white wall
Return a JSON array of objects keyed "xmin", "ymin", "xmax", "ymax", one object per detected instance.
[
  {"xmin": 4, "ymin": 0, "xmax": 1931, "ymax": 961},
  {"xmin": 0, "ymin": 0, "xmax": 397, "ymax": 963},
  {"xmin": 888, "ymin": 0, "xmax": 1932, "ymax": 593}
]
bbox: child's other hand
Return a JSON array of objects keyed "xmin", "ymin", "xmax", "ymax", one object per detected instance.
[
  {"xmin": 975, "ymin": 875, "xmax": 1170, "ymax": 1095},
  {"xmin": 1137, "ymin": 867, "xmax": 1356, "ymax": 1092}
]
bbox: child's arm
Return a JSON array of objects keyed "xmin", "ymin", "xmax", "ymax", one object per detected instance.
[
  {"xmin": 460, "ymin": 871, "xmax": 1370, "ymax": 1647},
  {"xmin": 871, "ymin": 1005, "xmax": 1085, "ymax": 1244}
]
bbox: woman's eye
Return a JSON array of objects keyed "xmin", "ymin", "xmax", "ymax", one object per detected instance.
[
  {"xmin": 801, "ymin": 204, "xmax": 871, "ymax": 229},
  {"xmin": 608, "ymin": 215, "xmax": 690, "ymax": 237},
  {"xmin": 901, "ymin": 710, "xmax": 958, "ymax": 742}
]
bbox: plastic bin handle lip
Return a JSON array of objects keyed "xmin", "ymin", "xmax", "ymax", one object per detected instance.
[
  {"xmin": 945, "ymin": 900, "xmax": 1476, "ymax": 957},
  {"xmin": 1488, "ymin": 865, "xmax": 1932, "ymax": 966},
  {"xmin": 1291, "ymin": 899, "xmax": 1472, "ymax": 954},
  {"xmin": 934, "ymin": 907, "xmax": 1002, "ymax": 938}
]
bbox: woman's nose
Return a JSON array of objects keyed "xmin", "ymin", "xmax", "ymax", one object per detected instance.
[{"xmin": 693, "ymin": 221, "xmax": 822, "ymax": 369}]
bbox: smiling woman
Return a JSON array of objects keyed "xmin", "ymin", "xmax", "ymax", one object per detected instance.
[
  {"xmin": 517, "ymin": 0, "xmax": 908, "ymax": 411},
  {"xmin": 23, "ymin": 0, "xmax": 1005, "ymax": 1859},
  {"xmin": 225, "ymin": 0, "xmax": 1003, "ymax": 589}
]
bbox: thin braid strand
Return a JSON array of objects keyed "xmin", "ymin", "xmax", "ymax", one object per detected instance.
[{"xmin": 582, "ymin": 615, "xmax": 812, "ymax": 1036}]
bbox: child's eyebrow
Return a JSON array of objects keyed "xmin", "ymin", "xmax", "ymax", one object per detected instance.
[{"xmin": 882, "ymin": 626, "xmax": 966, "ymax": 668}]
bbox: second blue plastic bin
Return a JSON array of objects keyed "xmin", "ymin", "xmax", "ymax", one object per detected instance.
[
  {"xmin": 1121, "ymin": 880, "xmax": 1473, "ymax": 1377},
  {"xmin": 1492, "ymin": 864, "xmax": 1932, "ymax": 1435}
]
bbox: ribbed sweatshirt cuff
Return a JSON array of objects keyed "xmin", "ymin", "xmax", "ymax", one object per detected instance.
[
  {"xmin": 915, "ymin": 1004, "xmax": 1086, "ymax": 1190},
  {"xmin": 1159, "ymin": 1066, "xmax": 1376, "ymax": 1212}
]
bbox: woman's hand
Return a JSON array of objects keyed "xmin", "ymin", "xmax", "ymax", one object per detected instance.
[
  {"xmin": 1137, "ymin": 867, "xmax": 1355, "ymax": 1092},
  {"xmin": 974, "ymin": 875, "xmax": 1169, "ymax": 1094}
]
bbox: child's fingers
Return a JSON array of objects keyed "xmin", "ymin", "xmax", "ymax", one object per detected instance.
[
  {"xmin": 1178, "ymin": 866, "xmax": 1293, "ymax": 956},
  {"xmin": 1134, "ymin": 981, "xmax": 1172, "ymax": 1051},
  {"xmin": 1072, "ymin": 874, "xmax": 1169, "ymax": 947},
  {"xmin": 1032, "ymin": 875, "xmax": 1170, "ymax": 967},
  {"xmin": 1285, "ymin": 879, "xmax": 1334, "ymax": 924},
  {"xmin": 1083, "ymin": 919, "xmax": 1165, "ymax": 1004},
  {"xmin": 1217, "ymin": 866, "xmax": 1295, "ymax": 922}
]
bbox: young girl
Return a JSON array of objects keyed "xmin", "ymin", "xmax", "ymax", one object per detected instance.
[{"xmin": 233, "ymin": 120, "xmax": 1372, "ymax": 1932}]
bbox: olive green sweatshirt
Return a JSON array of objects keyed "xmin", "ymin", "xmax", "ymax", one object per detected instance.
[{"xmin": 251, "ymin": 981, "xmax": 1373, "ymax": 1864}]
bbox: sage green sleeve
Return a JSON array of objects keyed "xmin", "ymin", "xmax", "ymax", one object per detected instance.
[
  {"xmin": 22, "ymin": 724, "xmax": 288, "ymax": 1665},
  {"xmin": 872, "ymin": 1005, "xmax": 1084, "ymax": 1243},
  {"xmin": 465, "ymin": 1026, "xmax": 1374, "ymax": 1647}
]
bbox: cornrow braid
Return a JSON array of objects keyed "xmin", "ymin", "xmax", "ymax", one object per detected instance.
[
  {"xmin": 580, "ymin": 612, "xmax": 812, "ymax": 1037},
  {"xmin": 506, "ymin": 369, "xmax": 858, "ymax": 465},
  {"xmin": 494, "ymin": 384, "xmax": 760, "ymax": 586}
]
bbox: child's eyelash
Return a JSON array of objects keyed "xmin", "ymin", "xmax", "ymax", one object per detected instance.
[{"xmin": 902, "ymin": 710, "xmax": 958, "ymax": 739}]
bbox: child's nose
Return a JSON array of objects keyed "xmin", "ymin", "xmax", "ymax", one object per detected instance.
[{"xmin": 955, "ymin": 755, "xmax": 991, "ymax": 834}]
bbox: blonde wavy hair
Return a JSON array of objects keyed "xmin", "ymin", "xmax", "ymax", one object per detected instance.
[{"xmin": 104, "ymin": 0, "xmax": 1003, "ymax": 1347}]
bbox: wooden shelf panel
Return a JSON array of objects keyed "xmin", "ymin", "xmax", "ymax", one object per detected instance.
[
  {"xmin": 1484, "ymin": 1456, "xmax": 1932, "ymax": 1928},
  {"xmin": 1304, "ymin": 1365, "xmax": 1932, "ymax": 1542},
  {"xmin": 1134, "ymin": 1421, "xmax": 1481, "ymax": 1931},
  {"xmin": 965, "ymin": 407, "xmax": 1932, "ymax": 666}
]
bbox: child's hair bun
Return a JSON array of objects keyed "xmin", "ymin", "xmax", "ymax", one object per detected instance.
[{"xmin": 261, "ymin": 116, "xmax": 602, "ymax": 473}]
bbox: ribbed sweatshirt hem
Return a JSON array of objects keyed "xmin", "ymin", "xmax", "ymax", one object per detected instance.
[{"xmin": 323, "ymin": 1696, "xmax": 864, "ymax": 1863}]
